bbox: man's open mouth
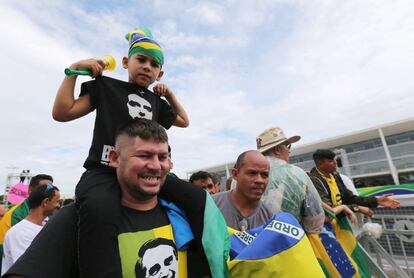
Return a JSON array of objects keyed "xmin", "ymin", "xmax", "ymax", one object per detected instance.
[{"xmin": 141, "ymin": 175, "xmax": 160, "ymax": 181}]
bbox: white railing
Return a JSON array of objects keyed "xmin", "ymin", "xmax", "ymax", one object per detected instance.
[{"xmin": 355, "ymin": 195, "xmax": 414, "ymax": 277}]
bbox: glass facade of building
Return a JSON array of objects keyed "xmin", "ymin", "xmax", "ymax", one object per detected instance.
[
  {"xmin": 289, "ymin": 130, "xmax": 414, "ymax": 187},
  {"xmin": 188, "ymin": 123, "xmax": 414, "ymax": 189}
]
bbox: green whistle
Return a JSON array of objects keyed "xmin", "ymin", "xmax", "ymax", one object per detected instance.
[{"xmin": 64, "ymin": 68, "xmax": 91, "ymax": 76}]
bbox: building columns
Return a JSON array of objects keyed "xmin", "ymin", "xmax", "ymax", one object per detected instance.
[{"xmin": 378, "ymin": 128, "xmax": 400, "ymax": 185}]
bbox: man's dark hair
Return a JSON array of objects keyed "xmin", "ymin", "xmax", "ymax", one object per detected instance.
[
  {"xmin": 312, "ymin": 149, "xmax": 336, "ymax": 163},
  {"xmin": 210, "ymin": 172, "xmax": 221, "ymax": 185},
  {"xmin": 189, "ymin": 171, "xmax": 212, "ymax": 183},
  {"xmin": 29, "ymin": 174, "xmax": 53, "ymax": 190},
  {"xmin": 28, "ymin": 184, "xmax": 59, "ymax": 209},
  {"xmin": 115, "ymin": 119, "xmax": 168, "ymax": 144},
  {"xmin": 135, "ymin": 238, "xmax": 178, "ymax": 277}
]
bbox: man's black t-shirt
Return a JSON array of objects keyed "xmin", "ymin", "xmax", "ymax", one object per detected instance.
[
  {"xmin": 80, "ymin": 76, "xmax": 177, "ymax": 169},
  {"xmin": 119, "ymin": 204, "xmax": 169, "ymax": 232},
  {"xmin": 118, "ymin": 205, "xmax": 187, "ymax": 277},
  {"xmin": 4, "ymin": 203, "xmax": 210, "ymax": 278}
]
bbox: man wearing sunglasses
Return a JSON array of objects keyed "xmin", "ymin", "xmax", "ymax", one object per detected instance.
[
  {"xmin": 2, "ymin": 184, "xmax": 60, "ymax": 274},
  {"xmin": 256, "ymin": 127, "xmax": 324, "ymax": 234},
  {"xmin": 189, "ymin": 171, "xmax": 215, "ymax": 194},
  {"xmin": 0, "ymin": 174, "xmax": 53, "ymax": 274}
]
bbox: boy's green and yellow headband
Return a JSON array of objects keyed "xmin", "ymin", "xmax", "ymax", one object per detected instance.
[{"xmin": 125, "ymin": 28, "xmax": 164, "ymax": 65}]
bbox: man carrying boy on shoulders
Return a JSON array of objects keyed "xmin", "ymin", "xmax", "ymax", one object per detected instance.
[
  {"xmin": 4, "ymin": 119, "xmax": 228, "ymax": 278},
  {"xmin": 51, "ymin": 28, "xmax": 211, "ymax": 277}
]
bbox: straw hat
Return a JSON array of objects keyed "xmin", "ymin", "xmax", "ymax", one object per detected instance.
[{"xmin": 256, "ymin": 127, "xmax": 300, "ymax": 153}]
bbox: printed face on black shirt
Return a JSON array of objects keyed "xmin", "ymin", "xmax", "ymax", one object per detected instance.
[
  {"xmin": 127, "ymin": 94, "xmax": 153, "ymax": 120},
  {"xmin": 79, "ymin": 76, "xmax": 177, "ymax": 168},
  {"xmin": 136, "ymin": 238, "xmax": 178, "ymax": 278}
]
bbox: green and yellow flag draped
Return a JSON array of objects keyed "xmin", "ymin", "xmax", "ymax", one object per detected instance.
[
  {"xmin": 308, "ymin": 210, "xmax": 371, "ymax": 278},
  {"xmin": 202, "ymin": 194, "xmax": 230, "ymax": 278},
  {"xmin": 334, "ymin": 213, "xmax": 370, "ymax": 278},
  {"xmin": 228, "ymin": 212, "xmax": 325, "ymax": 277}
]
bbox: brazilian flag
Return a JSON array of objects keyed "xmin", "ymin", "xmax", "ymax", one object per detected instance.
[
  {"xmin": 334, "ymin": 213, "xmax": 371, "ymax": 278},
  {"xmin": 308, "ymin": 210, "xmax": 371, "ymax": 278},
  {"xmin": 228, "ymin": 212, "xmax": 325, "ymax": 277}
]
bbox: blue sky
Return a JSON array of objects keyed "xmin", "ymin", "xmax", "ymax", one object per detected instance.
[{"xmin": 1, "ymin": 0, "xmax": 414, "ymax": 196}]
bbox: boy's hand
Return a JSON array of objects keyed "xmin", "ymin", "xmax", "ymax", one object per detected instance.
[
  {"xmin": 70, "ymin": 59, "xmax": 106, "ymax": 77},
  {"xmin": 153, "ymin": 84, "xmax": 173, "ymax": 98},
  {"xmin": 153, "ymin": 83, "xmax": 189, "ymax": 127}
]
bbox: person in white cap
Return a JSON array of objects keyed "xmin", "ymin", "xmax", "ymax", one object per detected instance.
[{"xmin": 256, "ymin": 127, "xmax": 324, "ymax": 233}]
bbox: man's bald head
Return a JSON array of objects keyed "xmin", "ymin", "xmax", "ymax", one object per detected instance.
[
  {"xmin": 232, "ymin": 150, "xmax": 269, "ymax": 203},
  {"xmin": 234, "ymin": 150, "xmax": 268, "ymax": 171}
]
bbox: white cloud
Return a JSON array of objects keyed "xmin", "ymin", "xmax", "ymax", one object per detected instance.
[
  {"xmin": 186, "ymin": 3, "xmax": 224, "ymax": 26},
  {"xmin": 168, "ymin": 55, "xmax": 213, "ymax": 68},
  {"xmin": 1, "ymin": 0, "xmax": 413, "ymax": 196}
]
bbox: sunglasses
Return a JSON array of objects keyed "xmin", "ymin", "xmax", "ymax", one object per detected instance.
[
  {"xmin": 203, "ymin": 183, "xmax": 214, "ymax": 190},
  {"xmin": 282, "ymin": 143, "xmax": 292, "ymax": 150},
  {"xmin": 46, "ymin": 183, "xmax": 57, "ymax": 192},
  {"xmin": 42, "ymin": 183, "xmax": 57, "ymax": 200}
]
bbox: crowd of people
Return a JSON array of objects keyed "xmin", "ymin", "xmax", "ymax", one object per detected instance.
[{"xmin": 0, "ymin": 27, "xmax": 402, "ymax": 278}]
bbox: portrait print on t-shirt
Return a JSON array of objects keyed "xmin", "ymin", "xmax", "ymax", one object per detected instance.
[
  {"xmin": 80, "ymin": 76, "xmax": 177, "ymax": 169},
  {"xmin": 135, "ymin": 238, "xmax": 178, "ymax": 278},
  {"xmin": 127, "ymin": 93, "xmax": 153, "ymax": 120},
  {"xmin": 118, "ymin": 224, "xmax": 187, "ymax": 278}
]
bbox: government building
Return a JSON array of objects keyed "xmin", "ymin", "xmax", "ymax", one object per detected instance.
[{"xmin": 187, "ymin": 117, "xmax": 414, "ymax": 190}]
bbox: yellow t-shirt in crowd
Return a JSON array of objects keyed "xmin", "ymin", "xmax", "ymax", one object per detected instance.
[{"xmin": 317, "ymin": 169, "xmax": 342, "ymax": 206}]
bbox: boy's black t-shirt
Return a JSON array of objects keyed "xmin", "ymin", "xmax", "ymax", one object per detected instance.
[{"xmin": 80, "ymin": 76, "xmax": 177, "ymax": 169}]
